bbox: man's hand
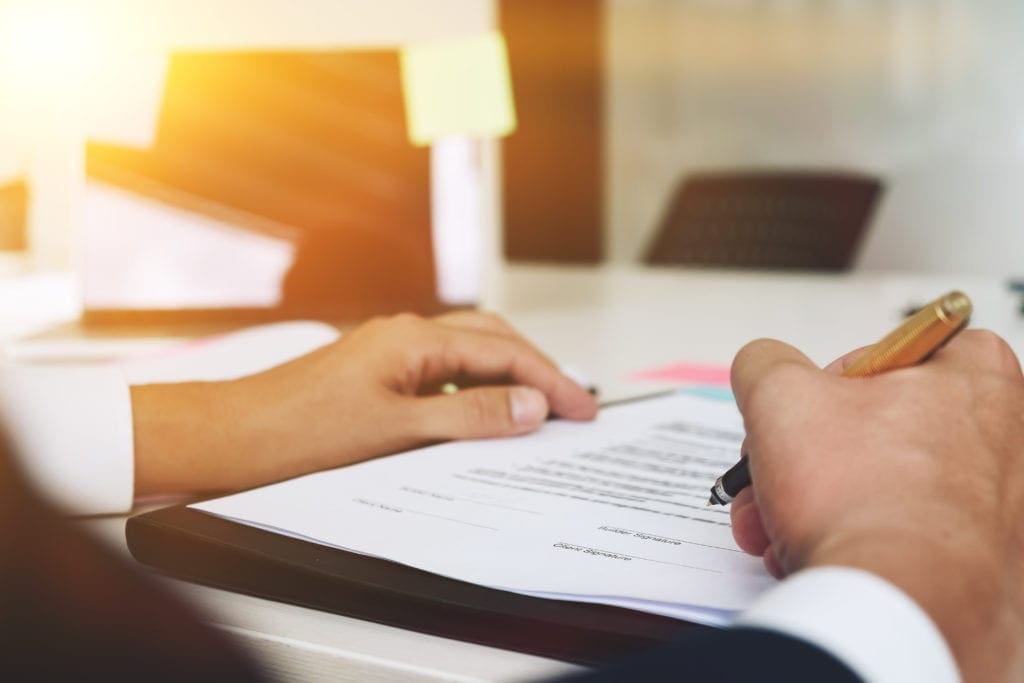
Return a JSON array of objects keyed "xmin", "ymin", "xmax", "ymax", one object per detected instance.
[
  {"xmin": 132, "ymin": 312, "xmax": 597, "ymax": 497},
  {"xmin": 728, "ymin": 330, "xmax": 1024, "ymax": 683}
]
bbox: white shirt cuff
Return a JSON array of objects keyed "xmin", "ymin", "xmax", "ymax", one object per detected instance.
[
  {"xmin": 0, "ymin": 364, "xmax": 134, "ymax": 515},
  {"xmin": 735, "ymin": 566, "xmax": 960, "ymax": 683}
]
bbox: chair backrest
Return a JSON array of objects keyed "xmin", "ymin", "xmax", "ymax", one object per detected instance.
[{"xmin": 645, "ymin": 171, "xmax": 883, "ymax": 271}]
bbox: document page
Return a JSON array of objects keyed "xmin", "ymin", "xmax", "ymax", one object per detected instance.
[{"xmin": 193, "ymin": 392, "xmax": 775, "ymax": 626}]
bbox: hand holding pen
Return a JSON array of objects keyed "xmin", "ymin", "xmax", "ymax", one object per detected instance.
[
  {"xmin": 708, "ymin": 291, "xmax": 973, "ymax": 507},
  {"xmin": 719, "ymin": 298, "xmax": 1024, "ymax": 682}
]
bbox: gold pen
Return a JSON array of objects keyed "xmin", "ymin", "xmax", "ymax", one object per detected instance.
[{"xmin": 707, "ymin": 291, "xmax": 973, "ymax": 507}]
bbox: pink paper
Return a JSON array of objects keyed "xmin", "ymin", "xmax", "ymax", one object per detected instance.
[{"xmin": 629, "ymin": 361, "xmax": 732, "ymax": 387}]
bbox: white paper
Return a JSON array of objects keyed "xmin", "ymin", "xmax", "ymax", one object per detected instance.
[
  {"xmin": 193, "ymin": 392, "xmax": 774, "ymax": 625},
  {"xmin": 121, "ymin": 321, "xmax": 340, "ymax": 384}
]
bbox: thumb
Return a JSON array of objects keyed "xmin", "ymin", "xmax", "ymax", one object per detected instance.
[{"xmin": 413, "ymin": 386, "xmax": 550, "ymax": 441}]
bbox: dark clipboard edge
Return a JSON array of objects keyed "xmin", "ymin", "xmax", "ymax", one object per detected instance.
[
  {"xmin": 125, "ymin": 391, "xmax": 708, "ymax": 666},
  {"xmin": 126, "ymin": 507, "xmax": 704, "ymax": 666}
]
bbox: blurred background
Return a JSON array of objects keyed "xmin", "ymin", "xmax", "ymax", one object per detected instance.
[
  {"xmin": 607, "ymin": 0, "xmax": 1024, "ymax": 272},
  {"xmin": 1, "ymin": 0, "xmax": 1022, "ymax": 331}
]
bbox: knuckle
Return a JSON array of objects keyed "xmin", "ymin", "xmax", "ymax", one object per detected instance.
[
  {"xmin": 482, "ymin": 311, "xmax": 510, "ymax": 327},
  {"xmin": 734, "ymin": 338, "xmax": 777, "ymax": 364},
  {"xmin": 473, "ymin": 311, "xmax": 513, "ymax": 334},
  {"xmin": 755, "ymin": 363, "xmax": 810, "ymax": 402},
  {"xmin": 966, "ymin": 329, "xmax": 1021, "ymax": 375},
  {"xmin": 965, "ymin": 328, "xmax": 1003, "ymax": 351},
  {"xmin": 361, "ymin": 315, "xmax": 389, "ymax": 330},
  {"xmin": 363, "ymin": 313, "xmax": 429, "ymax": 369},
  {"xmin": 732, "ymin": 339, "xmax": 771, "ymax": 383},
  {"xmin": 761, "ymin": 361, "xmax": 808, "ymax": 386},
  {"xmin": 382, "ymin": 313, "xmax": 427, "ymax": 344},
  {"xmin": 733, "ymin": 339, "xmax": 811, "ymax": 410},
  {"xmin": 742, "ymin": 363, "xmax": 811, "ymax": 420},
  {"xmin": 352, "ymin": 315, "xmax": 391, "ymax": 342}
]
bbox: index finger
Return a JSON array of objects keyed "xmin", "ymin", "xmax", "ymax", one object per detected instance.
[
  {"xmin": 433, "ymin": 311, "xmax": 562, "ymax": 371},
  {"xmin": 433, "ymin": 310, "xmax": 520, "ymax": 339},
  {"xmin": 423, "ymin": 324, "xmax": 599, "ymax": 421},
  {"xmin": 730, "ymin": 338, "xmax": 818, "ymax": 414}
]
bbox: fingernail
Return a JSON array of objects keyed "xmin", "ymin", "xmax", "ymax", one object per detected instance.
[{"xmin": 510, "ymin": 387, "xmax": 548, "ymax": 427}]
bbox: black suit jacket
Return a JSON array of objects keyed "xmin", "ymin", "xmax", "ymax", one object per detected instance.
[{"xmin": 557, "ymin": 626, "xmax": 863, "ymax": 683}]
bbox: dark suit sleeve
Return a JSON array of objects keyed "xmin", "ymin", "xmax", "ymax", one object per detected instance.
[
  {"xmin": 0, "ymin": 431, "xmax": 269, "ymax": 683},
  {"xmin": 551, "ymin": 627, "xmax": 863, "ymax": 683}
]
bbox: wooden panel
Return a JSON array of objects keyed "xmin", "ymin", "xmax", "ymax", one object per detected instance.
[
  {"xmin": 500, "ymin": 0, "xmax": 605, "ymax": 263},
  {"xmin": 0, "ymin": 180, "xmax": 27, "ymax": 251}
]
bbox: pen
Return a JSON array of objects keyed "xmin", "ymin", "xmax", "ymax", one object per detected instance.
[
  {"xmin": 440, "ymin": 383, "xmax": 599, "ymax": 397},
  {"xmin": 707, "ymin": 290, "xmax": 973, "ymax": 507}
]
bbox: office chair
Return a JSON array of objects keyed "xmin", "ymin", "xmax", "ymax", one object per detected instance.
[{"xmin": 644, "ymin": 171, "xmax": 883, "ymax": 271}]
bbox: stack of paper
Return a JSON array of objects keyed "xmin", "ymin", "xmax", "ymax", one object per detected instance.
[{"xmin": 193, "ymin": 392, "xmax": 773, "ymax": 627}]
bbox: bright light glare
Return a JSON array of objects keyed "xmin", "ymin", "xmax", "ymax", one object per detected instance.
[
  {"xmin": 1, "ymin": 6, "xmax": 91, "ymax": 81},
  {"xmin": 0, "ymin": 2, "xmax": 104, "ymax": 136}
]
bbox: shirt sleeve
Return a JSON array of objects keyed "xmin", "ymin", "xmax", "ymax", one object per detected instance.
[
  {"xmin": 735, "ymin": 566, "xmax": 961, "ymax": 683},
  {"xmin": 0, "ymin": 364, "xmax": 134, "ymax": 515}
]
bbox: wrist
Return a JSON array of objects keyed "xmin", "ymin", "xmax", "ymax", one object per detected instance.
[
  {"xmin": 805, "ymin": 529, "xmax": 1024, "ymax": 683},
  {"xmin": 132, "ymin": 380, "xmax": 249, "ymax": 496},
  {"xmin": 215, "ymin": 369, "xmax": 363, "ymax": 488}
]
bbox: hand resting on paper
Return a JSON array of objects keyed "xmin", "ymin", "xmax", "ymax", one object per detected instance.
[
  {"xmin": 131, "ymin": 311, "xmax": 597, "ymax": 498},
  {"xmin": 728, "ymin": 330, "xmax": 1024, "ymax": 683}
]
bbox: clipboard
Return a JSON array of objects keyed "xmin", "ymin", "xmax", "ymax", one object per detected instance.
[{"xmin": 126, "ymin": 503, "xmax": 706, "ymax": 666}]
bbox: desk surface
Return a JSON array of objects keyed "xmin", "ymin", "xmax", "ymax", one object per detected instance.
[
  {"xmin": 484, "ymin": 264, "xmax": 1023, "ymax": 402},
  {"xmin": 12, "ymin": 264, "xmax": 1024, "ymax": 682}
]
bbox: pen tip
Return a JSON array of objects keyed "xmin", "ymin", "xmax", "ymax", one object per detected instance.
[{"xmin": 706, "ymin": 500, "xmax": 715, "ymax": 508}]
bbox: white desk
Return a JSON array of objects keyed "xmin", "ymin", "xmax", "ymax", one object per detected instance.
[
  {"xmin": 9, "ymin": 264, "xmax": 1024, "ymax": 682},
  {"xmin": 483, "ymin": 265, "xmax": 1024, "ymax": 402}
]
